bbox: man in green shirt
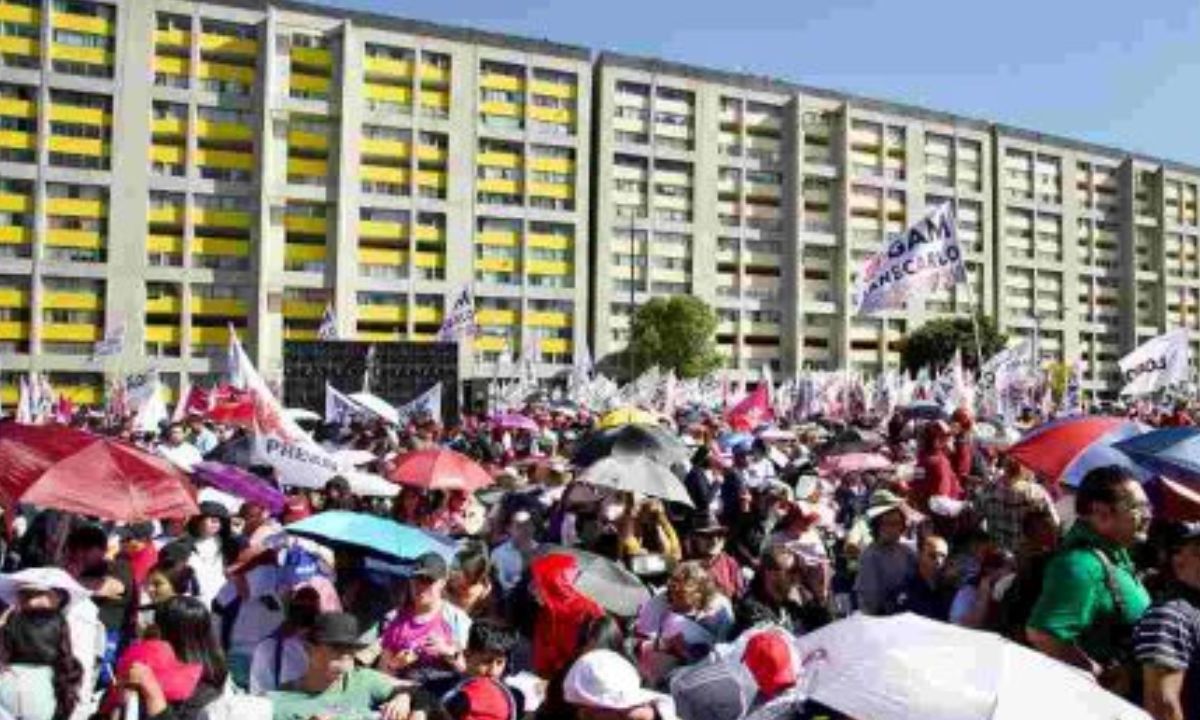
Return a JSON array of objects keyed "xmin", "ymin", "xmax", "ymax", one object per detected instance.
[
  {"xmin": 269, "ymin": 612, "xmax": 433, "ymax": 720},
  {"xmin": 1027, "ymin": 465, "xmax": 1152, "ymax": 691}
]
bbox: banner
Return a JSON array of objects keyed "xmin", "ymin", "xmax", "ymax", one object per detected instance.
[
  {"xmin": 438, "ymin": 285, "xmax": 477, "ymax": 341},
  {"xmin": 253, "ymin": 434, "xmax": 347, "ymax": 490},
  {"xmin": 92, "ymin": 322, "xmax": 125, "ymax": 360},
  {"xmin": 317, "ymin": 304, "xmax": 338, "ymax": 341},
  {"xmin": 398, "ymin": 382, "xmax": 442, "ymax": 425},
  {"xmin": 325, "ymin": 383, "xmax": 365, "ymax": 425},
  {"xmin": 1120, "ymin": 328, "xmax": 1191, "ymax": 397},
  {"xmin": 852, "ymin": 203, "xmax": 966, "ymax": 315}
]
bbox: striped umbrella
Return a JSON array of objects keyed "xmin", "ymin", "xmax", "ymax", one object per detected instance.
[{"xmin": 1007, "ymin": 415, "xmax": 1150, "ymax": 487}]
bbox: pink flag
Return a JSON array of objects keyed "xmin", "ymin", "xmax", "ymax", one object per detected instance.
[{"xmin": 726, "ymin": 384, "xmax": 774, "ymax": 430}]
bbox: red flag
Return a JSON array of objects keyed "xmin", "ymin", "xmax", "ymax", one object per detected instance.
[
  {"xmin": 726, "ymin": 384, "xmax": 774, "ymax": 429},
  {"xmin": 178, "ymin": 385, "xmax": 212, "ymax": 418},
  {"xmin": 208, "ymin": 385, "xmax": 254, "ymax": 427}
]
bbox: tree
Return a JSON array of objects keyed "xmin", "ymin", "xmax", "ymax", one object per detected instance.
[
  {"xmin": 626, "ymin": 295, "xmax": 723, "ymax": 379},
  {"xmin": 898, "ymin": 315, "xmax": 1007, "ymax": 376}
]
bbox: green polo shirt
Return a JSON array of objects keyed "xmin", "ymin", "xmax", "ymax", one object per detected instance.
[
  {"xmin": 1028, "ymin": 523, "xmax": 1150, "ymax": 663},
  {"xmin": 269, "ymin": 668, "xmax": 399, "ymax": 720}
]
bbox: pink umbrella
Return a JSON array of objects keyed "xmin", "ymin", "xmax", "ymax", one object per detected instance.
[
  {"xmin": 385, "ymin": 448, "xmax": 494, "ymax": 491},
  {"xmin": 490, "ymin": 413, "xmax": 540, "ymax": 433},
  {"xmin": 820, "ymin": 452, "xmax": 893, "ymax": 477}
]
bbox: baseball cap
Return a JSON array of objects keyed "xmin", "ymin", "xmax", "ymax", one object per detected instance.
[
  {"xmin": 564, "ymin": 649, "xmax": 664, "ymax": 711},
  {"xmin": 742, "ymin": 631, "xmax": 796, "ymax": 698},
  {"xmin": 310, "ymin": 612, "xmax": 368, "ymax": 649},
  {"xmin": 408, "ymin": 551, "xmax": 448, "ymax": 581},
  {"xmin": 443, "ymin": 677, "xmax": 516, "ymax": 720}
]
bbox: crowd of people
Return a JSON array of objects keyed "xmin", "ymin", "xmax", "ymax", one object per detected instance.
[{"xmin": 0, "ymin": 397, "xmax": 1197, "ymax": 720}]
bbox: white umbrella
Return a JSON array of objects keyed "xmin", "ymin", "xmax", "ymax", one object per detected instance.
[
  {"xmin": 793, "ymin": 613, "xmax": 1149, "ymax": 720},
  {"xmin": 349, "ymin": 392, "xmax": 400, "ymax": 425},
  {"xmin": 284, "ymin": 407, "xmax": 322, "ymax": 423},
  {"xmin": 344, "ymin": 470, "xmax": 399, "ymax": 498},
  {"xmin": 0, "ymin": 567, "xmax": 91, "ymax": 608},
  {"xmin": 334, "ymin": 449, "xmax": 378, "ymax": 467}
]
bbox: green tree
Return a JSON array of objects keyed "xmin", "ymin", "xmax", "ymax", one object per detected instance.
[
  {"xmin": 899, "ymin": 315, "xmax": 1007, "ymax": 375},
  {"xmin": 627, "ymin": 295, "xmax": 722, "ymax": 379}
]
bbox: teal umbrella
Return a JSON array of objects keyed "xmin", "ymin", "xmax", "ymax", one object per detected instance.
[{"xmin": 286, "ymin": 510, "xmax": 456, "ymax": 562}]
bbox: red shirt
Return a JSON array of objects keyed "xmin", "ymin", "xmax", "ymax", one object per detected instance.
[
  {"xmin": 704, "ymin": 552, "xmax": 745, "ymax": 599},
  {"xmin": 952, "ymin": 438, "xmax": 974, "ymax": 478},
  {"xmin": 913, "ymin": 451, "xmax": 963, "ymax": 513}
]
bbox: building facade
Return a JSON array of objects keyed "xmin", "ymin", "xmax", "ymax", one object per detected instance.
[{"xmin": 1, "ymin": 0, "xmax": 1198, "ymax": 405}]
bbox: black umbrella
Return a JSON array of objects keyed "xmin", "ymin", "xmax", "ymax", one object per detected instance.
[
  {"xmin": 537, "ymin": 546, "xmax": 650, "ymax": 617},
  {"xmin": 899, "ymin": 402, "xmax": 948, "ymax": 421},
  {"xmin": 572, "ymin": 423, "xmax": 691, "ymax": 469}
]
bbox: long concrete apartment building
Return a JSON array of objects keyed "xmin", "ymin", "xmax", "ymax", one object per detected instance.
[{"xmin": 1, "ymin": 0, "xmax": 1198, "ymax": 405}]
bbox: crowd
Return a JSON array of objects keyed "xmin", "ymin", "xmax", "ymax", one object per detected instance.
[{"xmin": 0, "ymin": 394, "xmax": 1196, "ymax": 720}]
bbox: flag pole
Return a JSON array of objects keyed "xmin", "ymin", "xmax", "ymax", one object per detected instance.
[{"xmin": 951, "ymin": 199, "xmax": 986, "ymax": 375}]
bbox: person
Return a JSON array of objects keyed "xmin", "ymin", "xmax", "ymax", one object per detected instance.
[
  {"xmin": 0, "ymin": 610, "xmax": 83, "ymax": 720},
  {"xmin": 893, "ymin": 535, "xmax": 952, "ymax": 621},
  {"xmin": 734, "ymin": 545, "xmax": 829, "ymax": 636},
  {"xmin": 995, "ymin": 507, "xmax": 1061, "ymax": 641},
  {"xmin": 563, "ymin": 649, "xmax": 677, "ymax": 720},
  {"xmin": 683, "ymin": 447, "xmax": 725, "ymax": 522},
  {"xmin": 323, "ymin": 476, "xmax": 357, "ymax": 512},
  {"xmin": 1135, "ymin": 522, "xmax": 1200, "ymax": 720},
  {"xmin": 442, "ymin": 622, "xmax": 521, "ymax": 720},
  {"xmin": 268, "ymin": 613, "xmax": 437, "ymax": 720},
  {"xmin": 949, "ymin": 408, "xmax": 978, "ymax": 481},
  {"xmin": 620, "ymin": 498, "xmax": 682, "ymax": 567},
  {"xmin": 139, "ymin": 597, "xmax": 228, "ymax": 719},
  {"xmin": 447, "ymin": 544, "xmax": 496, "ymax": 619},
  {"xmin": 247, "ymin": 585, "xmax": 322, "ymax": 695},
  {"xmin": 1027, "ymin": 465, "xmax": 1152, "ymax": 694},
  {"xmin": 911, "ymin": 421, "xmax": 963, "ymax": 516},
  {"xmin": 635, "ymin": 562, "xmax": 735, "ymax": 685},
  {"xmin": 378, "ymin": 553, "xmax": 472, "ymax": 691},
  {"xmin": 854, "ymin": 496, "xmax": 917, "ymax": 616},
  {"xmin": 394, "ymin": 487, "xmax": 427, "ymax": 526},
  {"xmin": 158, "ymin": 423, "xmax": 205, "ymax": 472},
  {"xmin": 668, "ymin": 626, "xmax": 798, "ymax": 720},
  {"xmin": 491, "ymin": 510, "xmax": 539, "ymax": 594},
  {"xmin": 974, "ymin": 454, "xmax": 1058, "ymax": 552},
  {"xmin": 103, "ymin": 638, "xmax": 206, "ymax": 720},
  {"xmin": 185, "ymin": 502, "xmax": 238, "ymax": 608},
  {"xmin": 686, "ymin": 514, "xmax": 744, "ymax": 600},
  {"xmin": 64, "ymin": 523, "xmax": 135, "ymax": 687},
  {"xmin": 528, "ymin": 553, "xmax": 605, "ymax": 679},
  {"xmin": 186, "ymin": 415, "xmax": 219, "ymax": 456},
  {"xmin": 950, "ymin": 548, "xmax": 1014, "ymax": 630}
]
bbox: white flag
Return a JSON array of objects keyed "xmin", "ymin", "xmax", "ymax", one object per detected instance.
[
  {"xmin": 397, "ymin": 382, "xmax": 442, "ymax": 425},
  {"xmin": 852, "ymin": 203, "xmax": 966, "ymax": 315},
  {"xmin": 92, "ymin": 322, "xmax": 125, "ymax": 360},
  {"xmin": 133, "ymin": 379, "xmax": 169, "ymax": 435},
  {"xmin": 325, "ymin": 383, "xmax": 365, "ymax": 425},
  {"xmin": 317, "ymin": 304, "xmax": 338, "ymax": 341},
  {"xmin": 16, "ymin": 375, "xmax": 32, "ymax": 424},
  {"xmin": 438, "ymin": 285, "xmax": 477, "ymax": 342},
  {"xmin": 229, "ymin": 329, "xmax": 314, "ymax": 444},
  {"xmin": 1119, "ymin": 328, "xmax": 1191, "ymax": 397}
]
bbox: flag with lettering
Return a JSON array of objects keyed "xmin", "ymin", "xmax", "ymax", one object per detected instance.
[
  {"xmin": 1120, "ymin": 328, "xmax": 1191, "ymax": 397},
  {"xmin": 317, "ymin": 304, "xmax": 338, "ymax": 341},
  {"xmin": 92, "ymin": 322, "xmax": 126, "ymax": 361},
  {"xmin": 438, "ymin": 285, "xmax": 477, "ymax": 342},
  {"xmin": 852, "ymin": 203, "xmax": 966, "ymax": 315}
]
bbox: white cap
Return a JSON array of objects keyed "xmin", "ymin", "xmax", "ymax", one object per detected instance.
[{"xmin": 564, "ymin": 650, "xmax": 670, "ymax": 712}]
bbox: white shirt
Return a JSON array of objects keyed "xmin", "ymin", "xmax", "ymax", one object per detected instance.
[
  {"xmin": 158, "ymin": 442, "xmax": 204, "ymax": 472},
  {"xmin": 248, "ymin": 634, "xmax": 307, "ymax": 695},
  {"xmin": 189, "ymin": 536, "xmax": 227, "ymax": 609}
]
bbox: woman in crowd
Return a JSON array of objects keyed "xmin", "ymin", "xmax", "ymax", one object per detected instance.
[
  {"xmin": 446, "ymin": 543, "xmax": 496, "ymax": 619},
  {"xmin": 0, "ymin": 610, "xmax": 83, "ymax": 720},
  {"xmin": 634, "ymin": 561, "xmax": 735, "ymax": 686}
]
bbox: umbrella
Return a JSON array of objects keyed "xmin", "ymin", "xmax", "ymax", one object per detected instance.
[
  {"xmin": 1114, "ymin": 427, "xmax": 1200, "ymax": 482},
  {"xmin": 284, "ymin": 408, "xmax": 321, "ymax": 423},
  {"xmin": 386, "ymin": 448, "xmax": 493, "ymax": 491},
  {"xmin": 898, "ymin": 402, "xmax": 948, "ymax": 421},
  {"xmin": 344, "ymin": 470, "xmax": 400, "ymax": 498},
  {"xmin": 349, "ymin": 392, "xmax": 400, "ymax": 425},
  {"xmin": 192, "ymin": 461, "xmax": 286, "ymax": 516},
  {"xmin": 286, "ymin": 510, "xmax": 455, "ymax": 562},
  {"xmin": 819, "ymin": 452, "xmax": 893, "ymax": 477},
  {"xmin": 575, "ymin": 455, "xmax": 693, "ymax": 507},
  {"xmin": 717, "ymin": 432, "xmax": 754, "ymax": 452},
  {"xmin": 974, "ymin": 417, "xmax": 1022, "ymax": 448},
  {"xmin": 490, "ymin": 413, "xmax": 540, "ymax": 433},
  {"xmin": 598, "ymin": 407, "xmax": 660, "ymax": 429},
  {"xmin": 793, "ymin": 613, "xmax": 1148, "ymax": 720},
  {"xmin": 0, "ymin": 422, "xmax": 198, "ymax": 522},
  {"xmin": 333, "ymin": 449, "xmax": 378, "ymax": 467},
  {"xmin": 757, "ymin": 428, "xmax": 796, "ymax": 442},
  {"xmin": 537, "ymin": 546, "xmax": 650, "ymax": 617},
  {"xmin": 1007, "ymin": 415, "xmax": 1150, "ymax": 487},
  {"xmin": 572, "ymin": 424, "xmax": 690, "ymax": 469}
]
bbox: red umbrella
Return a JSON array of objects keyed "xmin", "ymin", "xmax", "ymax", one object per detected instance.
[
  {"xmin": 1006, "ymin": 416, "xmax": 1149, "ymax": 487},
  {"xmin": 0, "ymin": 422, "xmax": 199, "ymax": 522},
  {"xmin": 385, "ymin": 448, "xmax": 493, "ymax": 491}
]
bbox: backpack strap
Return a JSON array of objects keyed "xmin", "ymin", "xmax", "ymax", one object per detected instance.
[{"xmin": 1088, "ymin": 548, "xmax": 1129, "ymax": 620}]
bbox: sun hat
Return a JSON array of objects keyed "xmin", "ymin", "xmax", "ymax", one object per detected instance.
[
  {"xmin": 742, "ymin": 631, "xmax": 797, "ymax": 698},
  {"xmin": 864, "ymin": 489, "xmax": 907, "ymax": 520},
  {"xmin": 564, "ymin": 649, "xmax": 666, "ymax": 711}
]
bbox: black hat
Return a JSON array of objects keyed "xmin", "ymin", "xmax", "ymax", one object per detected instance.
[
  {"xmin": 408, "ymin": 552, "xmax": 448, "ymax": 580},
  {"xmin": 692, "ymin": 513, "xmax": 727, "ymax": 535},
  {"xmin": 119, "ymin": 522, "xmax": 156, "ymax": 542},
  {"xmin": 197, "ymin": 501, "xmax": 229, "ymax": 520},
  {"xmin": 311, "ymin": 612, "xmax": 367, "ymax": 649},
  {"xmin": 1165, "ymin": 522, "xmax": 1200, "ymax": 554}
]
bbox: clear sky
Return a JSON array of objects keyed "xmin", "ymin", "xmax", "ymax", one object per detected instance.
[{"xmin": 323, "ymin": 0, "xmax": 1200, "ymax": 165}]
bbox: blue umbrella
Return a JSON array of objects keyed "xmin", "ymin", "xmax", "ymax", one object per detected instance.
[
  {"xmin": 286, "ymin": 510, "xmax": 456, "ymax": 563},
  {"xmin": 1114, "ymin": 427, "xmax": 1200, "ymax": 482},
  {"xmin": 718, "ymin": 432, "xmax": 753, "ymax": 451}
]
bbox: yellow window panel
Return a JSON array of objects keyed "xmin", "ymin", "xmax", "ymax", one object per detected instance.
[
  {"xmin": 0, "ymin": 97, "xmax": 35, "ymax": 119},
  {"xmin": 529, "ymin": 156, "xmax": 573, "ymax": 173},
  {"xmin": 357, "ymin": 330, "xmax": 401, "ymax": 342},
  {"xmin": 144, "ymin": 296, "xmax": 181, "ymax": 314},
  {"xmin": 284, "ymin": 327, "xmax": 319, "ymax": 341},
  {"xmin": 358, "ymin": 220, "xmax": 407, "ymax": 240},
  {"xmin": 155, "ymin": 55, "xmax": 188, "ymax": 75},
  {"xmin": 413, "ymin": 252, "xmax": 443, "ymax": 269},
  {"xmin": 192, "ymin": 326, "xmax": 241, "ymax": 345},
  {"xmin": 480, "ymin": 100, "xmax": 521, "ymax": 118},
  {"xmin": 477, "ymin": 231, "xmax": 519, "ymax": 247},
  {"xmin": 58, "ymin": 385, "xmax": 99, "ymax": 405},
  {"xmin": 49, "ymin": 103, "xmax": 109, "ymax": 126},
  {"xmin": 527, "ymin": 233, "xmax": 571, "ymax": 250},
  {"xmin": 148, "ymin": 206, "xmax": 184, "ymax": 225},
  {"xmin": 476, "ymin": 309, "xmax": 517, "ymax": 326},
  {"xmin": 477, "ymin": 151, "xmax": 521, "ymax": 169},
  {"xmin": 199, "ymin": 33, "xmax": 257, "ymax": 57},
  {"xmin": 477, "ymin": 178, "xmax": 520, "ymax": 195},
  {"xmin": 0, "ymin": 193, "xmax": 32, "ymax": 212},
  {"xmin": 291, "ymin": 46, "xmax": 331, "ymax": 68},
  {"xmin": 152, "ymin": 118, "xmax": 187, "ymax": 137},
  {"xmin": 51, "ymin": 44, "xmax": 112, "ymax": 65},
  {"xmin": 0, "ymin": 226, "xmax": 30, "ymax": 245},
  {"xmin": 290, "ymin": 73, "xmax": 330, "ymax": 93},
  {"xmin": 0, "ymin": 386, "xmax": 15, "ymax": 404},
  {"xmin": 419, "ymin": 64, "xmax": 449, "ymax": 84},
  {"xmin": 529, "ymin": 106, "xmax": 571, "ymax": 125},
  {"xmin": 416, "ymin": 170, "xmax": 446, "ymax": 189},
  {"xmin": 192, "ymin": 236, "xmax": 249, "ymax": 257},
  {"xmin": 283, "ymin": 300, "xmax": 325, "ymax": 319},
  {"xmin": 361, "ymin": 138, "xmax": 410, "ymax": 158},
  {"xmin": 474, "ymin": 335, "xmax": 507, "ymax": 352},
  {"xmin": 145, "ymin": 325, "xmax": 182, "ymax": 343},
  {"xmin": 416, "ymin": 145, "xmax": 446, "ymax": 164},
  {"xmin": 541, "ymin": 338, "xmax": 571, "ymax": 354},
  {"xmin": 198, "ymin": 149, "xmax": 253, "ymax": 170},
  {"xmin": 199, "ymin": 61, "xmax": 255, "ymax": 84},
  {"xmin": 357, "ymin": 303, "xmax": 406, "ymax": 322},
  {"xmin": 0, "ymin": 287, "xmax": 28, "ymax": 308},
  {"xmin": 48, "ymin": 136, "xmax": 107, "ymax": 157},
  {"xmin": 364, "ymin": 57, "xmax": 413, "ymax": 79},
  {"xmin": 287, "ymin": 129, "xmax": 328, "ymax": 152},
  {"xmin": 51, "ymin": 11, "xmax": 113, "ymax": 35},
  {"xmin": 286, "ymin": 157, "xmax": 328, "ymax": 178},
  {"xmin": 530, "ymin": 80, "xmax": 576, "ymax": 99},
  {"xmin": 411, "ymin": 306, "xmax": 442, "ymax": 323},
  {"xmin": 0, "ymin": 3, "xmax": 38, "ymax": 24},
  {"xmin": 415, "ymin": 226, "xmax": 445, "ymax": 244},
  {"xmin": 284, "ymin": 243, "xmax": 326, "ymax": 263},
  {"xmin": 527, "ymin": 259, "xmax": 571, "ymax": 275},
  {"xmin": 46, "ymin": 198, "xmax": 105, "ymax": 218},
  {"xmin": 45, "ymin": 229, "xmax": 102, "ymax": 249},
  {"xmin": 480, "ymin": 73, "xmax": 522, "ymax": 92},
  {"xmin": 527, "ymin": 311, "xmax": 570, "ymax": 328},
  {"xmin": 364, "ymin": 83, "xmax": 413, "ymax": 105},
  {"xmin": 43, "ymin": 291, "xmax": 101, "ymax": 311},
  {"xmin": 197, "ymin": 120, "xmax": 252, "ymax": 142},
  {"xmin": 0, "ymin": 321, "xmax": 29, "ymax": 341},
  {"xmin": 529, "ymin": 182, "xmax": 572, "ymax": 200},
  {"xmin": 42, "ymin": 323, "xmax": 101, "ymax": 342},
  {"xmin": 154, "ymin": 29, "xmax": 189, "ymax": 49},
  {"xmin": 192, "ymin": 297, "xmax": 247, "ymax": 316},
  {"xmin": 284, "ymin": 214, "xmax": 327, "ymax": 234},
  {"xmin": 193, "ymin": 208, "xmax": 250, "ymax": 229},
  {"xmin": 0, "ymin": 129, "xmax": 35, "ymax": 151},
  {"xmin": 420, "ymin": 89, "xmax": 450, "ymax": 109},
  {"xmin": 475, "ymin": 256, "xmax": 516, "ymax": 272},
  {"xmin": 360, "ymin": 165, "xmax": 409, "ymax": 183},
  {"xmin": 0, "ymin": 36, "xmax": 38, "ymax": 56}
]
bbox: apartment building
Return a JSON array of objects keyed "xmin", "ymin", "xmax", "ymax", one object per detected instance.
[{"xmin": 0, "ymin": 0, "xmax": 591, "ymax": 405}]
